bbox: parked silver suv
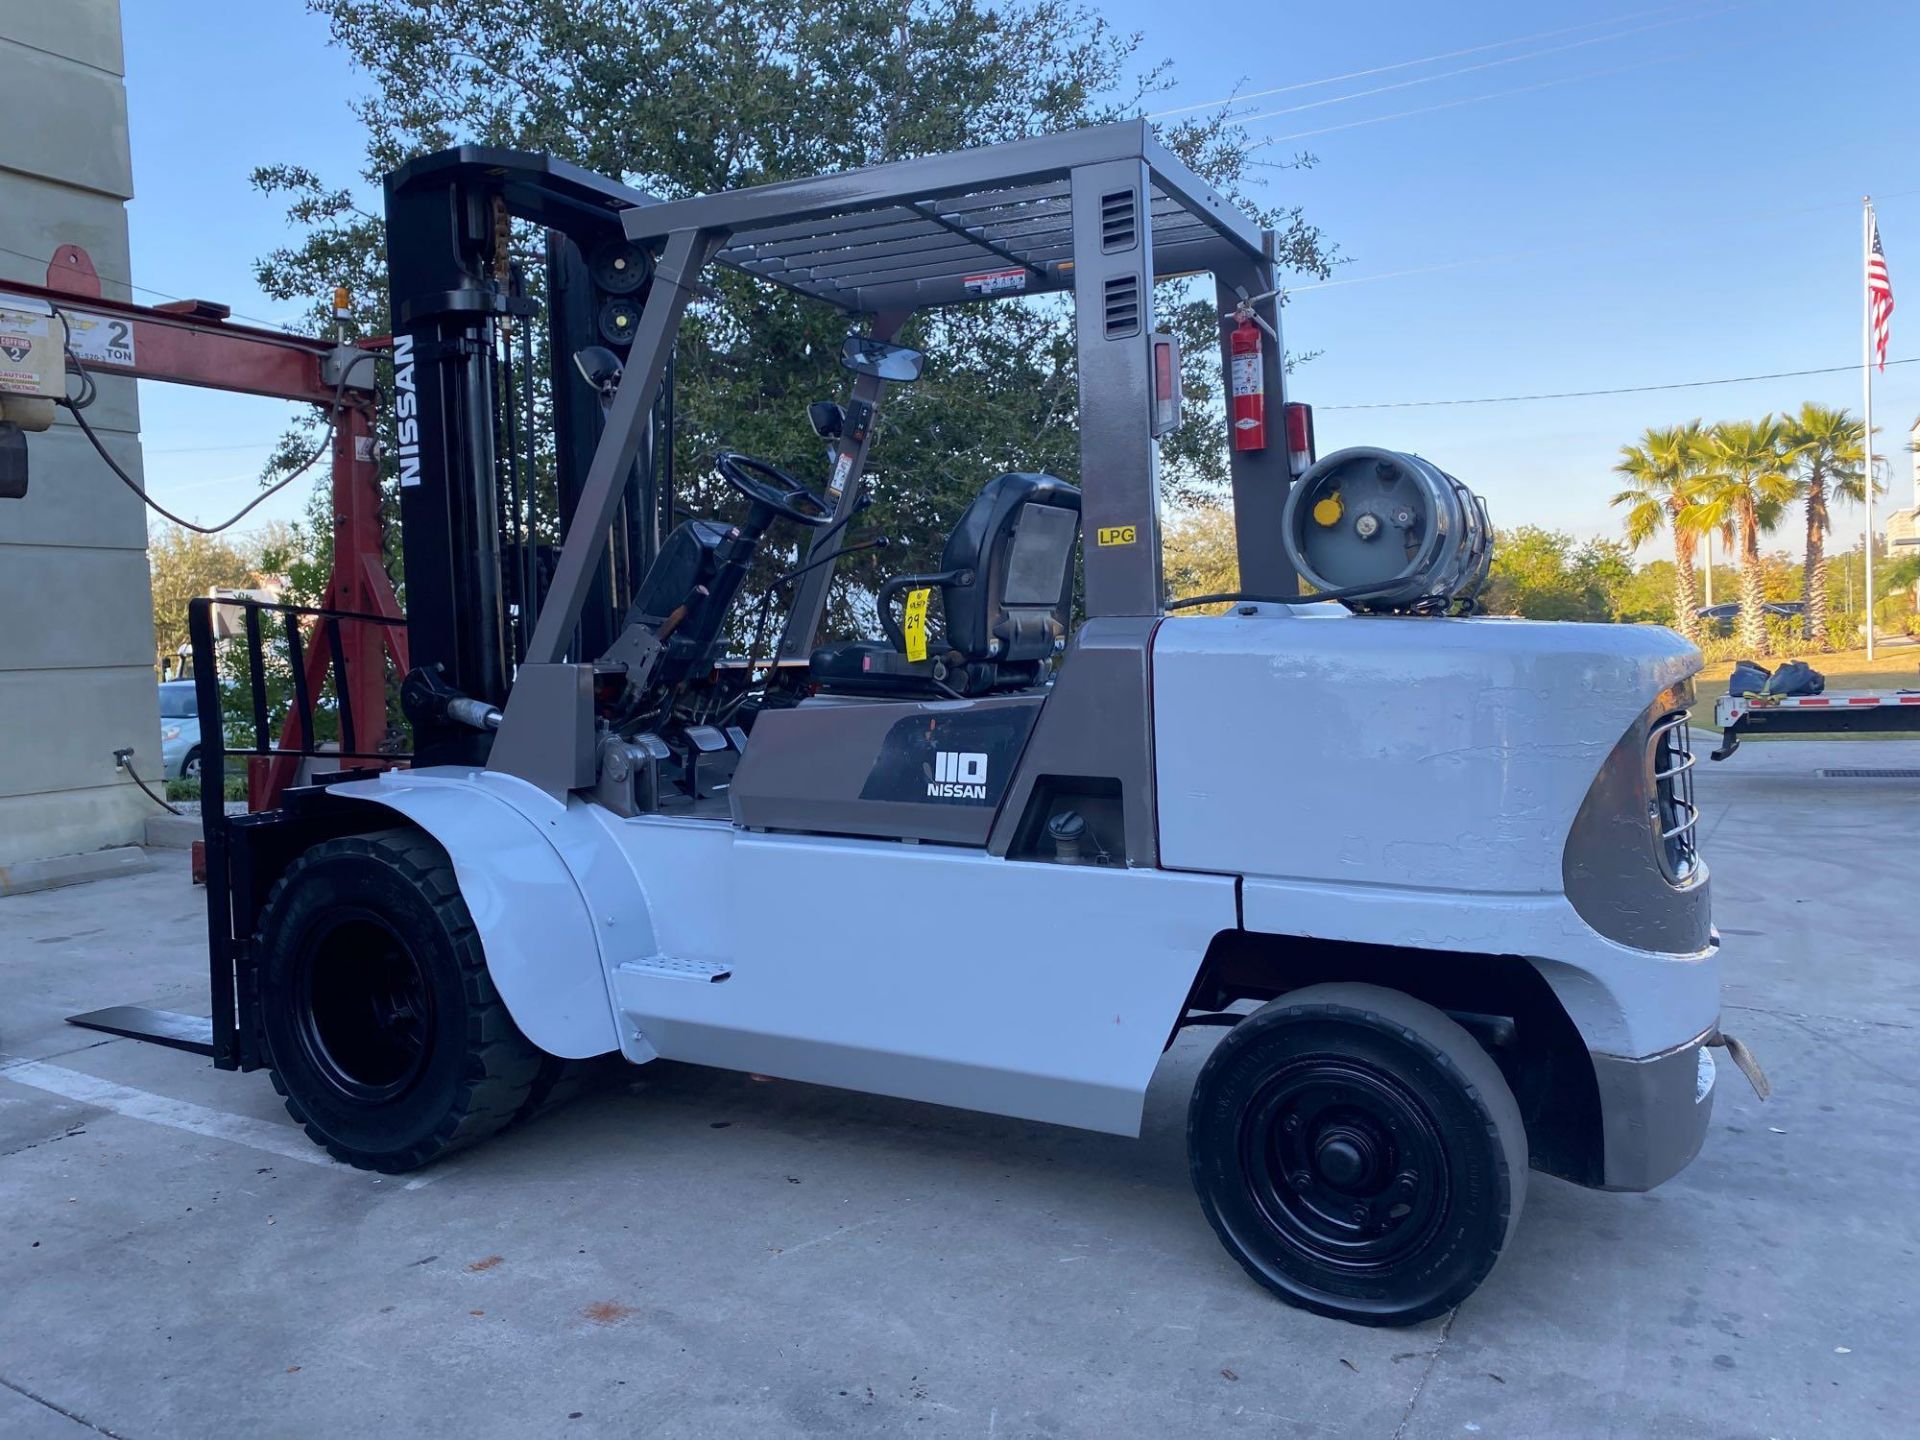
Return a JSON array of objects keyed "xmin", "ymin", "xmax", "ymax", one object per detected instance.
[{"xmin": 158, "ymin": 680, "xmax": 201, "ymax": 779}]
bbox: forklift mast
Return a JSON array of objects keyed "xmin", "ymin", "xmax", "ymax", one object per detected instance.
[{"xmin": 381, "ymin": 149, "xmax": 669, "ymax": 765}]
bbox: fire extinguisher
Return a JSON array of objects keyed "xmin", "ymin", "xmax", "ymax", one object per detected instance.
[{"xmin": 1229, "ymin": 315, "xmax": 1266, "ymax": 451}]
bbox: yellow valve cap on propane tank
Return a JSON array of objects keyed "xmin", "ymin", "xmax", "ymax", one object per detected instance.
[{"xmin": 1311, "ymin": 491, "xmax": 1344, "ymax": 527}]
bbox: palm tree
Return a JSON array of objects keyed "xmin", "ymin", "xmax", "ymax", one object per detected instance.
[
  {"xmin": 1611, "ymin": 421, "xmax": 1709, "ymax": 641},
  {"xmin": 1780, "ymin": 403, "xmax": 1865, "ymax": 644},
  {"xmin": 1685, "ymin": 417, "xmax": 1801, "ymax": 653}
]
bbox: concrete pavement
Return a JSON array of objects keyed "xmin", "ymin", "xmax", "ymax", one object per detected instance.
[{"xmin": 2, "ymin": 739, "xmax": 1916, "ymax": 1437}]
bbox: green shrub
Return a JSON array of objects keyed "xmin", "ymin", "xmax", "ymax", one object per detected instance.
[
  {"xmin": 164, "ymin": 775, "xmax": 248, "ymax": 805},
  {"xmin": 1697, "ymin": 636, "xmax": 1750, "ymax": 665}
]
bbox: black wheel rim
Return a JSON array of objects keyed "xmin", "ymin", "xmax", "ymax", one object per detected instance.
[
  {"xmin": 1239, "ymin": 1054, "xmax": 1450, "ymax": 1273},
  {"xmin": 292, "ymin": 910, "xmax": 435, "ymax": 1104}
]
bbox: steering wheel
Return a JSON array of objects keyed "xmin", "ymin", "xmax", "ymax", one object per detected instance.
[{"xmin": 714, "ymin": 451, "xmax": 835, "ymax": 527}]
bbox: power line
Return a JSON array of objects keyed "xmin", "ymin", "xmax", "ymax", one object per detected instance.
[
  {"xmin": 0, "ymin": 241, "xmax": 304, "ymax": 334},
  {"xmin": 1318, "ymin": 358, "xmax": 1919, "ymax": 411},
  {"xmin": 1146, "ymin": 0, "xmax": 1715, "ymax": 118},
  {"xmin": 146, "ymin": 438, "xmax": 291, "ymax": 455},
  {"xmin": 1288, "ymin": 186, "xmax": 1920, "ymax": 297},
  {"xmin": 1244, "ymin": 16, "xmax": 1814, "ymax": 148},
  {"xmin": 1228, "ymin": 4, "xmax": 1748, "ymax": 128}
]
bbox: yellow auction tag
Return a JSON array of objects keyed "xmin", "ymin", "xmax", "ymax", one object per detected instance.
[{"xmin": 903, "ymin": 587, "xmax": 932, "ymax": 662}]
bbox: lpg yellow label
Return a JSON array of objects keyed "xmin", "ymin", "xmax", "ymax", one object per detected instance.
[
  {"xmin": 902, "ymin": 587, "xmax": 932, "ymax": 662},
  {"xmin": 1096, "ymin": 525, "xmax": 1137, "ymax": 547}
]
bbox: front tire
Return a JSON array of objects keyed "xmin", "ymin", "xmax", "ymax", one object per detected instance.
[
  {"xmin": 1187, "ymin": 983, "xmax": 1527, "ymax": 1326},
  {"xmin": 255, "ymin": 828, "xmax": 544, "ymax": 1172}
]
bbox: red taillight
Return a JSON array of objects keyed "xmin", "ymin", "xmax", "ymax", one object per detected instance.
[
  {"xmin": 1149, "ymin": 332, "xmax": 1181, "ymax": 437},
  {"xmin": 1283, "ymin": 402, "xmax": 1316, "ymax": 476}
]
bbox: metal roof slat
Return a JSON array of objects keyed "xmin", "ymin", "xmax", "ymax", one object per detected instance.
[
  {"xmin": 965, "ymin": 193, "xmax": 1191, "ymax": 254},
  {"xmin": 746, "ymin": 224, "xmax": 984, "ymax": 279},
  {"xmin": 738, "ymin": 229, "xmax": 1247, "ymax": 311},
  {"xmin": 840, "ymin": 268, "xmax": 1077, "ymax": 313},
  {"xmin": 729, "ymin": 216, "xmax": 954, "ymax": 268},
  {"xmin": 944, "ymin": 185, "xmax": 1178, "ymax": 236},
  {"xmin": 802, "ymin": 239, "xmax": 1017, "ymax": 286},
  {"xmin": 927, "ymin": 179, "xmax": 1074, "ymax": 217},
  {"xmin": 719, "ymin": 204, "xmax": 926, "ymax": 251},
  {"xmin": 910, "ymin": 199, "xmax": 1044, "ymax": 281}
]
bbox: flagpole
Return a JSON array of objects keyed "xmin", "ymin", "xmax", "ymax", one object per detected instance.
[{"xmin": 1862, "ymin": 196, "xmax": 1876, "ymax": 662}]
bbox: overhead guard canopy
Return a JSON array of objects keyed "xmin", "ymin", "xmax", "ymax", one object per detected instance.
[{"xmin": 620, "ymin": 120, "xmax": 1271, "ymax": 313}]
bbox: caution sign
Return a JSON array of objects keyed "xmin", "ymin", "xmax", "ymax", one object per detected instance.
[
  {"xmin": 961, "ymin": 267, "xmax": 1027, "ymax": 297},
  {"xmin": 0, "ymin": 302, "xmax": 65, "ymax": 398},
  {"xmin": 1096, "ymin": 525, "xmax": 1137, "ymax": 547},
  {"xmin": 902, "ymin": 586, "xmax": 932, "ymax": 662},
  {"xmin": 826, "ymin": 450, "xmax": 853, "ymax": 498}
]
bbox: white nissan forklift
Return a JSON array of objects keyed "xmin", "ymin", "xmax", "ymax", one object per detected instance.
[{"xmin": 95, "ymin": 124, "xmax": 1766, "ymax": 1326}]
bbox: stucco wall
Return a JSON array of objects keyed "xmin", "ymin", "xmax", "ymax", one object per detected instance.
[{"xmin": 0, "ymin": 0, "xmax": 160, "ymax": 866}]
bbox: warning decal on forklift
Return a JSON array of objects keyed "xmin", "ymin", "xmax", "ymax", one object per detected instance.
[
  {"xmin": 1096, "ymin": 525, "xmax": 1137, "ymax": 547},
  {"xmin": 902, "ymin": 586, "xmax": 932, "ymax": 662},
  {"xmin": 962, "ymin": 267, "xmax": 1027, "ymax": 297}
]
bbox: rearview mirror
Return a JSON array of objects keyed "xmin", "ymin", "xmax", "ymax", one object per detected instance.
[{"xmin": 840, "ymin": 335, "xmax": 924, "ymax": 383}]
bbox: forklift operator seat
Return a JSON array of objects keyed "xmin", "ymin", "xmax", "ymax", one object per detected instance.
[{"xmin": 810, "ymin": 472, "xmax": 1081, "ymax": 697}]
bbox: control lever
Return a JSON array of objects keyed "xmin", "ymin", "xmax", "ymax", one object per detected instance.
[
  {"xmin": 774, "ymin": 534, "xmax": 889, "ymax": 587},
  {"xmin": 655, "ymin": 586, "xmax": 708, "ymax": 643},
  {"xmin": 795, "ymin": 487, "xmax": 871, "ymax": 558},
  {"xmin": 741, "ymin": 532, "xmax": 889, "ymax": 685}
]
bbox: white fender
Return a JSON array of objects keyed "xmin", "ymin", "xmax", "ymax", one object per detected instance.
[{"xmin": 329, "ymin": 767, "xmax": 624, "ymax": 1059}]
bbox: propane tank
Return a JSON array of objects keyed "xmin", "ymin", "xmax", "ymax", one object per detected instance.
[
  {"xmin": 1228, "ymin": 317, "xmax": 1266, "ymax": 451},
  {"xmin": 1280, "ymin": 447, "xmax": 1492, "ymax": 613}
]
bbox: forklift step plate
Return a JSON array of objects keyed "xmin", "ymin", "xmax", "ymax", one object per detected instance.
[{"xmin": 617, "ymin": 955, "xmax": 732, "ymax": 983}]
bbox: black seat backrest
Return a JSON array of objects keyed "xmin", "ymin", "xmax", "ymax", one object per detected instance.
[{"xmin": 940, "ymin": 473, "xmax": 1080, "ymax": 663}]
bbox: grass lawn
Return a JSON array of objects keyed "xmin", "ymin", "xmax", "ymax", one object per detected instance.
[{"xmin": 1689, "ymin": 642, "xmax": 1920, "ymax": 737}]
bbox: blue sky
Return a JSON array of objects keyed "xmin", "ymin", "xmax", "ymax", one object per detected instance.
[{"xmin": 120, "ymin": 0, "xmax": 1919, "ymax": 555}]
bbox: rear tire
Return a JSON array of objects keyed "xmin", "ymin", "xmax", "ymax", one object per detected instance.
[
  {"xmin": 1187, "ymin": 982, "xmax": 1527, "ymax": 1327},
  {"xmin": 255, "ymin": 827, "xmax": 543, "ymax": 1173}
]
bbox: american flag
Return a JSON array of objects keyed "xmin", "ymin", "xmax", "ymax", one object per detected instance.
[{"xmin": 1868, "ymin": 216, "xmax": 1894, "ymax": 371}]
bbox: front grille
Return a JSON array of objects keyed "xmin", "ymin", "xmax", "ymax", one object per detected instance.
[{"xmin": 1647, "ymin": 711, "xmax": 1699, "ymax": 883}]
